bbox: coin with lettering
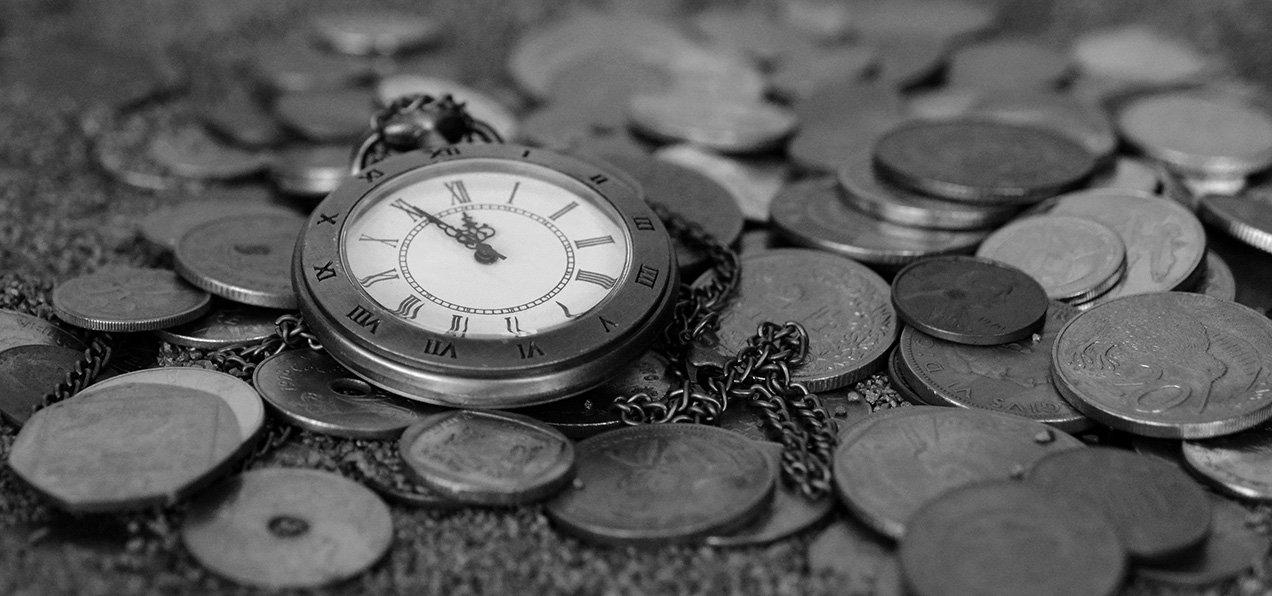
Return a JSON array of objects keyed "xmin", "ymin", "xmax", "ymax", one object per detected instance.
[
  {"xmin": 546, "ymin": 424, "xmax": 775, "ymax": 545},
  {"xmin": 0, "ymin": 345, "xmax": 84, "ymax": 427},
  {"xmin": 1195, "ymin": 250, "xmax": 1236, "ymax": 302},
  {"xmin": 147, "ymin": 125, "xmax": 271, "ymax": 181},
  {"xmin": 1137, "ymin": 492, "xmax": 1271, "ymax": 586},
  {"xmin": 175, "ymin": 213, "xmax": 304, "ymax": 308},
  {"xmin": 1052, "ymin": 292, "xmax": 1272, "ymax": 439},
  {"xmin": 255, "ymin": 349, "xmax": 444, "ymax": 440},
  {"xmin": 628, "ymin": 93, "xmax": 797, "ymax": 154},
  {"xmin": 703, "ymin": 249, "xmax": 898, "ymax": 392},
  {"xmin": 834, "ymin": 406, "xmax": 1082, "ymax": 538},
  {"xmin": 154, "ymin": 301, "xmax": 282, "ymax": 348},
  {"xmin": 53, "ymin": 267, "xmax": 212, "ymax": 332},
  {"xmin": 706, "ymin": 441, "xmax": 834, "ymax": 546},
  {"xmin": 892, "ymin": 256, "xmax": 1049, "ymax": 346},
  {"xmin": 274, "ymin": 89, "xmax": 375, "ymax": 142},
  {"xmin": 1182, "ymin": 422, "xmax": 1272, "ymax": 499},
  {"xmin": 8, "ymin": 383, "xmax": 241, "ymax": 513},
  {"xmin": 399, "ymin": 410, "xmax": 575, "ymax": 506},
  {"xmin": 182, "ymin": 468, "xmax": 393, "ymax": 589},
  {"xmin": 270, "ymin": 145, "xmax": 351, "ymax": 198},
  {"xmin": 900, "ymin": 302, "xmax": 1090, "ymax": 432},
  {"xmin": 310, "ymin": 9, "xmax": 442, "ymax": 56},
  {"xmin": 1119, "ymin": 91, "xmax": 1272, "ymax": 180},
  {"xmin": 976, "ymin": 215, "xmax": 1126, "ymax": 302},
  {"xmin": 874, "ymin": 119, "xmax": 1096, "ymax": 205},
  {"xmin": 1028, "ymin": 447, "xmax": 1211, "ymax": 561},
  {"xmin": 900, "ymin": 481, "xmax": 1125, "ymax": 596},
  {"xmin": 512, "ymin": 350, "xmax": 674, "ymax": 439},
  {"xmin": 0, "ymin": 309, "xmax": 85, "ymax": 354},
  {"xmin": 138, "ymin": 189, "xmax": 298, "ymax": 250},
  {"xmin": 1198, "ymin": 187, "xmax": 1272, "ymax": 254}
]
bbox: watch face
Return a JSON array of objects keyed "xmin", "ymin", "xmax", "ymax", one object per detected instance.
[{"xmin": 342, "ymin": 158, "xmax": 631, "ymax": 339}]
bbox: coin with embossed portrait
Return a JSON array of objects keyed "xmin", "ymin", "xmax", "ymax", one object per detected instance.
[
  {"xmin": 399, "ymin": 410, "xmax": 575, "ymax": 506},
  {"xmin": 255, "ymin": 349, "xmax": 445, "ymax": 440},
  {"xmin": 892, "ymin": 256, "xmax": 1049, "ymax": 346},
  {"xmin": 1053, "ymin": 292, "xmax": 1272, "ymax": 439},
  {"xmin": 53, "ymin": 266, "xmax": 212, "ymax": 332},
  {"xmin": 0, "ymin": 345, "xmax": 85, "ymax": 427},
  {"xmin": 175, "ymin": 213, "xmax": 305, "ymax": 309},
  {"xmin": 977, "ymin": 215, "xmax": 1126, "ymax": 302}
]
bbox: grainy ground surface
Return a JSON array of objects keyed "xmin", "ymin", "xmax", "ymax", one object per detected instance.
[{"xmin": 5, "ymin": 1, "xmax": 1272, "ymax": 595}]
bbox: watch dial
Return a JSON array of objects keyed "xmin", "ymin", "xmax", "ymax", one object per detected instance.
[{"xmin": 343, "ymin": 160, "xmax": 630, "ymax": 339}]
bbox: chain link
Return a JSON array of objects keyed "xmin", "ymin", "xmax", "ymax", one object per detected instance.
[
  {"xmin": 35, "ymin": 333, "xmax": 115, "ymax": 412},
  {"xmin": 206, "ymin": 313, "xmax": 322, "ymax": 381}
]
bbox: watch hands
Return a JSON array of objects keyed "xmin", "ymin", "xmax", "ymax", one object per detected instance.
[{"xmin": 418, "ymin": 209, "xmax": 505, "ymax": 264}]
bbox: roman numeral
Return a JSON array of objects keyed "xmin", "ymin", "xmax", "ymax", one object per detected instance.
[
  {"xmin": 517, "ymin": 341, "xmax": 545, "ymax": 359},
  {"xmin": 445, "ymin": 180, "xmax": 471, "ymax": 205},
  {"xmin": 635, "ymin": 265, "xmax": 659, "ymax": 288},
  {"xmin": 633, "ymin": 217, "xmax": 655, "ymax": 231},
  {"xmin": 359, "ymin": 168, "xmax": 383, "ymax": 183},
  {"xmin": 430, "ymin": 147, "xmax": 461, "ymax": 158},
  {"xmin": 358, "ymin": 234, "xmax": 398, "ymax": 248},
  {"xmin": 549, "ymin": 201, "xmax": 578, "ymax": 221},
  {"xmin": 391, "ymin": 198, "xmax": 427, "ymax": 222},
  {"xmin": 574, "ymin": 235, "xmax": 614, "ymax": 249},
  {"xmin": 448, "ymin": 314, "xmax": 469, "ymax": 336},
  {"xmin": 600, "ymin": 316, "xmax": 617, "ymax": 333},
  {"xmin": 313, "ymin": 261, "xmax": 336, "ymax": 281},
  {"xmin": 423, "ymin": 338, "xmax": 456, "ymax": 359},
  {"xmin": 393, "ymin": 295, "xmax": 423, "ymax": 319},
  {"xmin": 357, "ymin": 269, "xmax": 399, "ymax": 288},
  {"xmin": 589, "ymin": 174, "xmax": 608, "ymax": 185},
  {"xmin": 507, "ymin": 181, "xmax": 520, "ymax": 204},
  {"xmin": 556, "ymin": 301, "xmax": 579, "ymax": 319},
  {"xmin": 317, "ymin": 213, "xmax": 338, "ymax": 225},
  {"xmin": 346, "ymin": 305, "xmax": 381, "ymax": 334},
  {"xmin": 576, "ymin": 270, "xmax": 617, "ymax": 289},
  {"xmin": 505, "ymin": 316, "xmax": 527, "ymax": 336}
]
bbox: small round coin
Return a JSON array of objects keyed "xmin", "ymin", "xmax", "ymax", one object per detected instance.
[
  {"xmin": 1137, "ymin": 492, "xmax": 1271, "ymax": 586},
  {"xmin": 546, "ymin": 424, "xmax": 775, "ymax": 545},
  {"xmin": 705, "ymin": 441, "xmax": 835, "ymax": 546},
  {"xmin": 1027, "ymin": 447, "xmax": 1211, "ymax": 561},
  {"xmin": 1052, "ymin": 292, "xmax": 1272, "ymax": 439},
  {"xmin": 0, "ymin": 345, "xmax": 86, "ymax": 427},
  {"xmin": 255, "ymin": 349, "xmax": 444, "ymax": 440},
  {"xmin": 899, "ymin": 481, "xmax": 1125, "ymax": 596},
  {"xmin": 154, "ymin": 302, "xmax": 283, "ymax": 349},
  {"xmin": 0, "ymin": 309, "xmax": 85, "ymax": 354},
  {"xmin": 834, "ymin": 406, "xmax": 1083, "ymax": 538},
  {"xmin": 891, "ymin": 256, "xmax": 1049, "ymax": 346},
  {"xmin": 53, "ymin": 267, "xmax": 212, "ymax": 332},
  {"xmin": 1183, "ymin": 423, "xmax": 1272, "ymax": 500},
  {"xmin": 947, "ymin": 39, "xmax": 1073, "ymax": 91},
  {"xmin": 976, "ymin": 215, "xmax": 1127, "ymax": 302},
  {"xmin": 399, "ymin": 410, "xmax": 575, "ymax": 506},
  {"xmin": 181, "ymin": 468, "xmax": 393, "ymax": 589},
  {"xmin": 1119, "ymin": 91, "xmax": 1272, "ymax": 178},
  {"xmin": 174, "ymin": 213, "xmax": 304, "ymax": 309}
]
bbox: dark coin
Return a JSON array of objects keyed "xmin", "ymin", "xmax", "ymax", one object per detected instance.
[
  {"xmin": 1027, "ymin": 447, "xmax": 1211, "ymax": 562},
  {"xmin": 891, "ymin": 256, "xmax": 1049, "ymax": 345},
  {"xmin": 399, "ymin": 410, "xmax": 575, "ymax": 506},
  {"xmin": 512, "ymin": 350, "xmax": 674, "ymax": 439},
  {"xmin": 0, "ymin": 345, "xmax": 85, "ymax": 427},
  {"xmin": 705, "ymin": 441, "xmax": 834, "ymax": 546},
  {"xmin": 154, "ymin": 301, "xmax": 283, "ymax": 348},
  {"xmin": 546, "ymin": 424, "xmax": 775, "ymax": 545},
  {"xmin": 873, "ymin": 119, "xmax": 1097, "ymax": 205},
  {"xmin": 1137, "ymin": 492, "xmax": 1271, "ymax": 586},
  {"xmin": 254, "ymin": 349, "xmax": 445, "ymax": 440},
  {"xmin": 899, "ymin": 301, "xmax": 1091, "ymax": 432},
  {"xmin": 900, "ymin": 481, "xmax": 1125, "ymax": 596}
]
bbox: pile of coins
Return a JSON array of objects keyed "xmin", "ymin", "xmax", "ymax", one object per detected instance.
[{"xmin": 6, "ymin": 1, "xmax": 1272, "ymax": 594}]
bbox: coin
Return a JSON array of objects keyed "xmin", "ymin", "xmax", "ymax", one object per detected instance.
[
  {"xmin": 196, "ymin": 84, "xmax": 286, "ymax": 149},
  {"xmin": 769, "ymin": 178, "xmax": 986, "ymax": 267},
  {"xmin": 0, "ymin": 309, "xmax": 85, "ymax": 354},
  {"xmin": 512, "ymin": 350, "xmax": 674, "ymax": 439},
  {"xmin": 270, "ymin": 145, "xmax": 352, "ymax": 198},
  {"xmin": 767, "ymin": 44, "xmax": 878, "ymax": 102},
  {"xmin": 873, "ymin": 119, "xmax": 1097, "ymax": 205},
  {"xmin": 274, "ymin": 89, "xmax": 376, "ymax": 142},
  {"xmin": 399, "ymin": 410, "xmax": 575, "ymax": 506},
  {"xmin": 376, "ymin": 75, "xmax": 520, "ymax": 141},
  {"xmin": 8, "ymin": 384, "xmax": 241, "ymax": 513},
  {"xmin": 353, "ymin": 443, "xmax": 464, "ymax": 509},
  {"xmin": 1119, "ymin": 91, "xmax": 1272, "ymax": 180},
  {"xmin": 967, "ymin": 91, "xmax": 1119, "ymax": 162},
  {"xmin": 1071, "ymin": 25, "xmax": 1211, "ymax": 86},
  {"xmin": 806, "ymin": 515, "xmax": 894, "ymax": 595},
  {"xmin": 1198, "ymin": 182, "xmax": 1272, "ymax": 254},
  {"xmin": 654, "ymin": 144, "xmax": 788, "ymax": 221},
  {"xmin": 154, "ymin": 301, "xmax": 283, "ymax": 348},
  {"xmin": 788, "ymin": 79, "xmax": 903, "ymax": 173},
  {"xmin": 1052, "ymin": 292, "xmax": 1272, "ymax": 439},
  {"xmin": 899, "ymin": 302, "xmax": 1091, "ymax": 432},
  {"xmin": 254, "ymin": 349, "xmax": 444, "ymax": 440},
  {"xmin": 716, "ymin": 399, "xmax": 776, "ymax": 443},
  {"xmin": 977, "ymin": 215, "xmax": 1127, "ymax": 302},
  {"xmin": 837, "ymin": 148, "xmax": 1019, "ymax": 231},
  {"xmin": 705, "ymin": 441, "xmax": 834, "ymax": 546},
  {"xmin": 1195, "ymin": 250, "xmax": 1237, "ymax": 302},
  {"xmin": 1137, "ymin": 492, "xmax": 1271, "ymax": 586},
  {"xmin": 91, "ymin": 103, "xmax": 183, "ymax": 192},
  {"xmin": 852, "ymin": 0, "xmax": 996, "ymax": 42},
  {"xmin": 146, "ymin": 125, "xmax": 271, "ymax": 180},
  {"xmin": 690, "ymin": 5, "xmax": 810, "ymax": 66},
  {"xmin": 873, "ymin": 36, "xmax": 950, "ymax": 89},
  {"xmin": 833, "ymin": 406, "xmax": 1082, "ymax": 538},
  {"xmin": 181, "ymin": 468, "xmax": 393, "ymax": 589},
  {"xmin": 947, "ymin": 38, "xmax": 1073, "ymax": 91},
  {"xmin": 546, "ymin": 424, "xmax": 775, "ymax": 545},
  {"xmin": 0, "ymin": 345, "xmax": 85, "ymax": 427},
  {"xmin": 174, "ymin": 213, "xmax": 304, "ymax": 309},
  {"xmin": 892, "ymin": 256, "xmax": 1049, "ymax": 346},
  {"xmin": 628, "ymin": 93, "xmax": 797, "ymax": 154},
  {"xmin": 705, "ymin": 249, "xmax": 899, "ymax": 392},
  {"xmin": 310, "ymin": 10, "xmax": 442, "ymax": 56},
  {"xmin": 888, "ymin": 348, "xmax": 937, "ymax": 406},
  {"xmin": 138, "ymin": 190, "xmax": 297, "ymax": 250},
  {"xmin": 250, "ymin": 38, "xmax": 375, "ymax": 92},
  {"xmin": 53, "ymin": 267, "xmax": 212, "ymax": 332},
  {"xmin": 85, "ymin": 367, "xmax": 267, "ymax": 448},
  {"xmin": 1090, "ymin": 156, "xmax": 1161, "ymax": 193},
  {"xmin": 899, "ymin": 480, "xmax": 1125, "ymax": 596},
  {"xmin": 1034, "ymin": 189, "xmax": 1207, "ymax": 301},
  {"xmin": 1028, "ymin": 447, "xmax": 1211, "ymax": 561},
  {"xmin": 1183, "ymin": 422, "xmax": 1272, "ymax": 499}
]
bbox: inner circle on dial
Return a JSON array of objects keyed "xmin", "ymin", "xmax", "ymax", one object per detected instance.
[{"xmin": 398, "ymin": 203, "xmax": 575, "ymax": 315}]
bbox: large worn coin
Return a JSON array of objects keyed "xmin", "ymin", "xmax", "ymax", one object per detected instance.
[
  {"xmin": 53, "ymin": 267, "xmax": 212, "ymax": 332},
  {"xmin": 0, "ymin": 345, "xmax": 85, "ymax": 427},
  {"xmin": 1052, "ymin": 292, "xmax": 1272, "ymax": 439},
  {"xmin": 182, "ymin": 468, "xmax": 393, "ymax": 589},
  {"xmin": 703, "ymin": 249, "xmax": 898, "ymax": 392},
  {"xmin": 705, "ymin": 441, "xmax": 835, "ymax": 546},
  {"xmin": 873, "ymin": 119, "xmax": 1097, "ymax": 205},
  {"xmin": 976, "ymin": 215, "xmax": 1126, "ymax": 302},
  {"xmin": 175, "ymin": 213, "xmax": 304, "ymax": 309},
  {"xmin": 833, "ymin": 406, "xmax": 1082, "ymax": 538},
  {"xmin": 1118, "ymin": 91, "xmax": 1272, "ymax": 180},
  {"xmin": 0, "ymin": 309, "xmax": 85, "ymax": 354},
  {"xmin": 399, "ymin": 410, "xmax": 575, "ymax": 506},
  {"xmin": 1027, "ymin": 447, "xmax": 1211, "ymax": 561},
  {"xmin": 899, "ymin": 302, "xmax": 1091, "ymax": 433},
  {"xmin": 769, "ymin": 178, "xmax": 986, "ymax": 268},
  {"xmin": 627, "ymin": 93, "xmax": 797, "ymax": 154},
  {"xmin": 254, "ymin": 349, "xmax": 444, "ymax": 440},
  {"xmin": 8, "ymin": 384, "xmax": 241, "ymax": 513},
  {"xmin": 154, "ymin": 301, "xmax": 283, "ymax": 348},
  {"xmin": 1182, "ymin": 423, "xmax": 1272, "ymax": 499},
  {"xmin": 546, "ymin": 424, "xmax": 775, "ymax": 545},
  {"xmin": 891, "ymin": 256, "xmax": 1049, "ymax": 345},
  {"xmin": 1137, "ymin": 492, "xmax": 1271, "ymax": 586},
  {"xmin": 1198, "ymin": 188, "xmax": 1272, "ymax": 254},
  {"xmin": 1038, "ymin": 189, "xmax": 1206, "ymax": 301},
  {"xmin": 900, "ymin": 481, "xmax": 1125, "ymax": 596},
  {"xmin": 512, "ymin": 350, "xmax": 674, "ymax": 439}
]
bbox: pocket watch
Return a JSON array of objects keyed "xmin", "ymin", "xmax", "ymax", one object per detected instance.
[{"xmin": 292, "ymin": 142, "xmax": 678, "ymax": 408}]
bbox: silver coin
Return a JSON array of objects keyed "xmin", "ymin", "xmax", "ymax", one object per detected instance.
[
  {"xmin": 270, "ymin": 145, "xmax": 352, "ymax": 198},
  {"xmin": 154, "ymin": 301, "xmax": 284, "ymax": 348},
  {"xmin": 1194, "ymin": 250, "xmax": 1237, "ymax": 302},
  {"xmin": 53, "ymin": 267, "xmax": 211, "ymax": 332},
  {"xmin": 1197, "ymin": 186, "xmax": 1272, "ymax": 255},
  {"xmin": 976, "ymin": 215, "xmax": 1127, "ymax": 302},
  {"xmin": 1118, "ymin": 91, "xmax": 1272, "ymax": 179},
  {"xmin": 174, "ymin": 213, "xmax": 304, "ymax": 309},
  {"xmin": 1183, "ymin": 423, "xmax": 1272, "ymax": 499},
  {"xmin": 85, "ymin": 367, "xmax": 266, "ymax": 447}
]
